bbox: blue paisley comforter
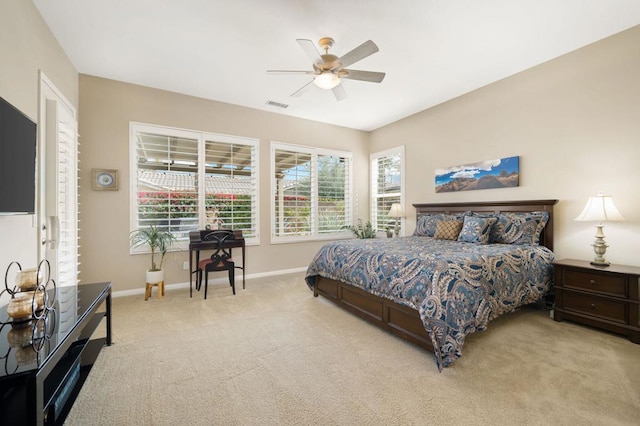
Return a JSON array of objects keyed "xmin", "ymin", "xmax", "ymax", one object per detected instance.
[{"xmin": 305, "ymin": 236, "xmax": 554, "ymax": 370}]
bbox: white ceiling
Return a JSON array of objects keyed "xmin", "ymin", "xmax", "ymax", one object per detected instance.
[{"xmin": 33, "ymin": 0, "xmax": 640, "ymax": 131}]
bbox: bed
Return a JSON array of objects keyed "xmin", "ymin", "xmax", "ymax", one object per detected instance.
[{"xmin": 305, "ymin": 199, "xmax": 558, "ymax": 370}]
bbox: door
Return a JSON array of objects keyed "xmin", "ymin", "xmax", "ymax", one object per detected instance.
[{"xmin": 38, "ymin": 73, "xmax": 79, "ymax": 292}]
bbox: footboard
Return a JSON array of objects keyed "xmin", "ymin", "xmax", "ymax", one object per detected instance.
[{"xmin": 314, "ymin": 276, "xmax": 434, "ymax": 352}]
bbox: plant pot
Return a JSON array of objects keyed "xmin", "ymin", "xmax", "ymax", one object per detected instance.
[
  {"xmin": 146, "ymin": 269, "xmax": 164, "ymax": 284},
  {"xmin": 386, "ymin": 230, "xmax": 393, "ymax": 238}
]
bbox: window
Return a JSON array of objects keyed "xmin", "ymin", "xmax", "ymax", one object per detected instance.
[
  {"xmin": 271, "ymin": 142, "xmax": 352, "ymax": 242},
  {"xmin": 130, "ymin": 123, "xmax": 259, "ymax": 249},
  {"xmin": 370, "ymin": 146, "xmax": 404, "ymax": 233}
]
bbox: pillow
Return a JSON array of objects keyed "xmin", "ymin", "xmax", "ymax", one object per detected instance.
[
  {"xmin": 491, "ymin": 211, "xmax": 549, "ymax": 245},
  {"xmin": 457, "ymin": 216, "xmax": 497, "ymax": 244},
  {"xmin": 414, "ymin": 212, "xmax": 468, "ymax": 237},
  {"xmin": 434, "ymin": 220, "xmax": 463, "ymax": 240}
]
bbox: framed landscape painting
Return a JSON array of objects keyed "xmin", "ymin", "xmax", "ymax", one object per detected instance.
[{"xmin": 435, "ymin": 156, "xmax": 519, "ymax": 193}]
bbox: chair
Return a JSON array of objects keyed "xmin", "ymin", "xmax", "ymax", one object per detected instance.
[{"xmin": 196, "ymin": 230, "xmax": 236, "ymax": 299}]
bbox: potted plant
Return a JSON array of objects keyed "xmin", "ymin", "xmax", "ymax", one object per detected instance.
[
  {"xmin": 130, "ymin": 225, "xmax": 176, "ymax": 284},
  {"xmin": 385, "ymin": 226, "xmax": 394, "ymax": 238},
  {"xmin": 344, "ymin": 219, "xmax": 376, "ymax": 239}
]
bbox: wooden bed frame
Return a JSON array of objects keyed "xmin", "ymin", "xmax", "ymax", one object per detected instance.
[{"xmin": 312, "ymin": 199, "xmax": 558, "ymax": 354}]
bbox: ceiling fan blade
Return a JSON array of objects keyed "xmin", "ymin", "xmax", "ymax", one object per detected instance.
[
  {"xmin": 336, "ymin": 40, "xmax": 379, "ymax": 69},
  {"xmin": 332, "ymin": 83, "xmax": 347, "ymax": 101},
  {"xmin": 267, "ymin": 70, "xmax": 316, "ymax": 75},
  {"xmin": 342, "ymin": 69, "xmax": 386, "ymax": 83},
  {"xmin": 290, "ymin": 80, "xmax": 314, "ymax": 98},
  {"xmin": 296, "ymin": 39, "xmax": 323, "ymax": 65}
]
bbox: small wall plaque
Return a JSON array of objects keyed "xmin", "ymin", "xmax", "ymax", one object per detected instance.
[{"xmin": 92, "ymin": 169, "xmax": 118, "ymax": 191}]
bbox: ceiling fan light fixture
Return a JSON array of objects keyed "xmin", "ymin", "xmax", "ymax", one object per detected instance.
[
  {"xmin": 269, "ymin": 37, "xmax": 383, "ymax": 100},
  {"xmin": 314, "ymin": 72, "xmax": 340, "ymax": 89}
]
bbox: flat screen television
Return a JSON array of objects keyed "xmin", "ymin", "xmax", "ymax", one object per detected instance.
[{"xmin": 0, "ymin": 96, "xmax": 37, "ymax": 214}]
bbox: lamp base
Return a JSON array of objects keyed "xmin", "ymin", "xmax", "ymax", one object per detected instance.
[{"xmin": 590, "ymin": 224, "xmax": 610, "ymax": 267}]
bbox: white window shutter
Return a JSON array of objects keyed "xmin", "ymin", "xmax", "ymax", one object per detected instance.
[{"xmin": 131, "ymin": 124, "xmax": 260, "ymax": 247}]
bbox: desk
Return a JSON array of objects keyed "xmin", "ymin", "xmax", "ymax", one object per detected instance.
[{"xmin": 189, "ymin": 230, "xmax": 245, "ymax": 292}]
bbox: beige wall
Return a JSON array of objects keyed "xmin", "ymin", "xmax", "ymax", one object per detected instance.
[
  {"xmin": 78, "ymin": 76, "xmax": 370, "ymax": 291},
  {"xmin": 0, "ymin": 0, "xmax": 78, "ymax": 270},
  {"xmin": 370, "ymin": 25, "xmax": 640, "ymax": 267},
  {"xmin": 4, "ymin": 1, "xmax": 639, "ymax": 292}
]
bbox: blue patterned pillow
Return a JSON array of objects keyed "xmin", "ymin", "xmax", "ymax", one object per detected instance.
[
  {"xmin": 491, "ymin": 211, "xmax": 549, "ymax": 245},
  {"xmin": 457, "ymin": 216, "xmax": 497, "ymax": 244},
  {"xmin": 414, "ymin": 212, "xmax": 468, "ymax": 237}
]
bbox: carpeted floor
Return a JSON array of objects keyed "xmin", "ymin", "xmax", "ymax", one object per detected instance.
[{"xmin": 65, "ymin": 273, "xmax": 640, "ymax": 425}]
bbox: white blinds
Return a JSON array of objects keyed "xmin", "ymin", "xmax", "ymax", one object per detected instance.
[
  {"xmin": 135, "ymin": 131, "xmax": 200, "ymax": 241},
  {"xmin": 317, "ymin": 154, "xmax": 350, "ymax": 235},
  {"xmin": 371, "ymin": 148, "xmax": 403, "ymax": 231},
  {"xmin": 273, "ymin": 143, "xmax": 352, "ymax": 240},
  {"xmin": 274, "ymin": 148, "xmax": 312, "ymax": 237},
  {"xmin": 56, "ymin": 110, "xmax": 79, "ymax": 287},
  {"xmin": 131, "ymin": 124, "xmax": 259, "ymax": 245},
  {"xmin": 204, "ymin": 138, "xmax": 257, "ymax": 239}
]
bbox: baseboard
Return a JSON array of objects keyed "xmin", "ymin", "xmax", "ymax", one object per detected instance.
[{"xmin": 111, "ymin": 266, "xmax": 308, "ymax": 298}]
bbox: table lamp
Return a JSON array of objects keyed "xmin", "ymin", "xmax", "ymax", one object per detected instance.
[
  {"xmin": 574, "ymin": 193, "xmax": 625, "ymax": 266},
  {"xmin": 387, "ymin": 203, "xmax": 404, "ymax": 237}
]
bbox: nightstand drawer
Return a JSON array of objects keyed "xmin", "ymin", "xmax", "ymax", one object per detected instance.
[
  {"xmin": 563, "ymin": 270, "xmax": 626, "ymax": 297},
  {"xmin": 563, "ymin": 291, "xmax": 626, "ymax": 324}
]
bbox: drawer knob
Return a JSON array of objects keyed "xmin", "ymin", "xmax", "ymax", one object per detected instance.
[
  {"xmin": 589, "ymin": 279, "xmax": 596, "ymax": 285},
  {"xmin": 589, "ymin": 303, "xmax": 597, "ymax": 310}
]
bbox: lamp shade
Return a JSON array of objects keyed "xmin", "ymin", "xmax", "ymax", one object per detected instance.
[
  {"xmin": 314, "ymin": 73, "xmax": 340, "ymax": 89},
  {"xmin": 574, "ymin": 194, "xmax": 625, "ymax": 222},
  {"xmin": 387, "ymin": 203, "xmax": 404, "ymax": 218}
]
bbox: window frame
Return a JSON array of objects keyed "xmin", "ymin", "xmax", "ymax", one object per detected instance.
[
  {"xmin": 370, "ymin": 146, "xmax": 405, "ymax": 235},
  {"xmin": 129, "ymin": 122, "xmax": 260, "ymax": 252},
  {"xmin": 270, "ymin": 141, "xmax": 353, "ymax": 244}
]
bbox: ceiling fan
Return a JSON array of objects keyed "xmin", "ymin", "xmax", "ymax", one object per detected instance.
[{"xmin": 267, "ymin": 37, "xmax": 386, "ymax": 101}]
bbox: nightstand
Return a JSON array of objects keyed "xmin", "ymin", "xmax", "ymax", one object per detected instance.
[{"xmin": 553, "ymin": 259, "xmax": 640, "ymax": 344}]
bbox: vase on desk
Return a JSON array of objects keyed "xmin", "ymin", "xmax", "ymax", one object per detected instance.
[{"xmin": 7, "ymin": 290, "xmax": 45, "ymax": 321}]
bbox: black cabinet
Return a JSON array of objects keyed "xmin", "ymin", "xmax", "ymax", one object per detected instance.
[{"xmin": 1, "ymin": 282, "xmax": 112, "ymax": 425}]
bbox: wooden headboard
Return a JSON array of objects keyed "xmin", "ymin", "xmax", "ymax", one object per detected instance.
[{"xmin": 412, "ymin": 199, "xmax": 558, "ymax": 251}]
